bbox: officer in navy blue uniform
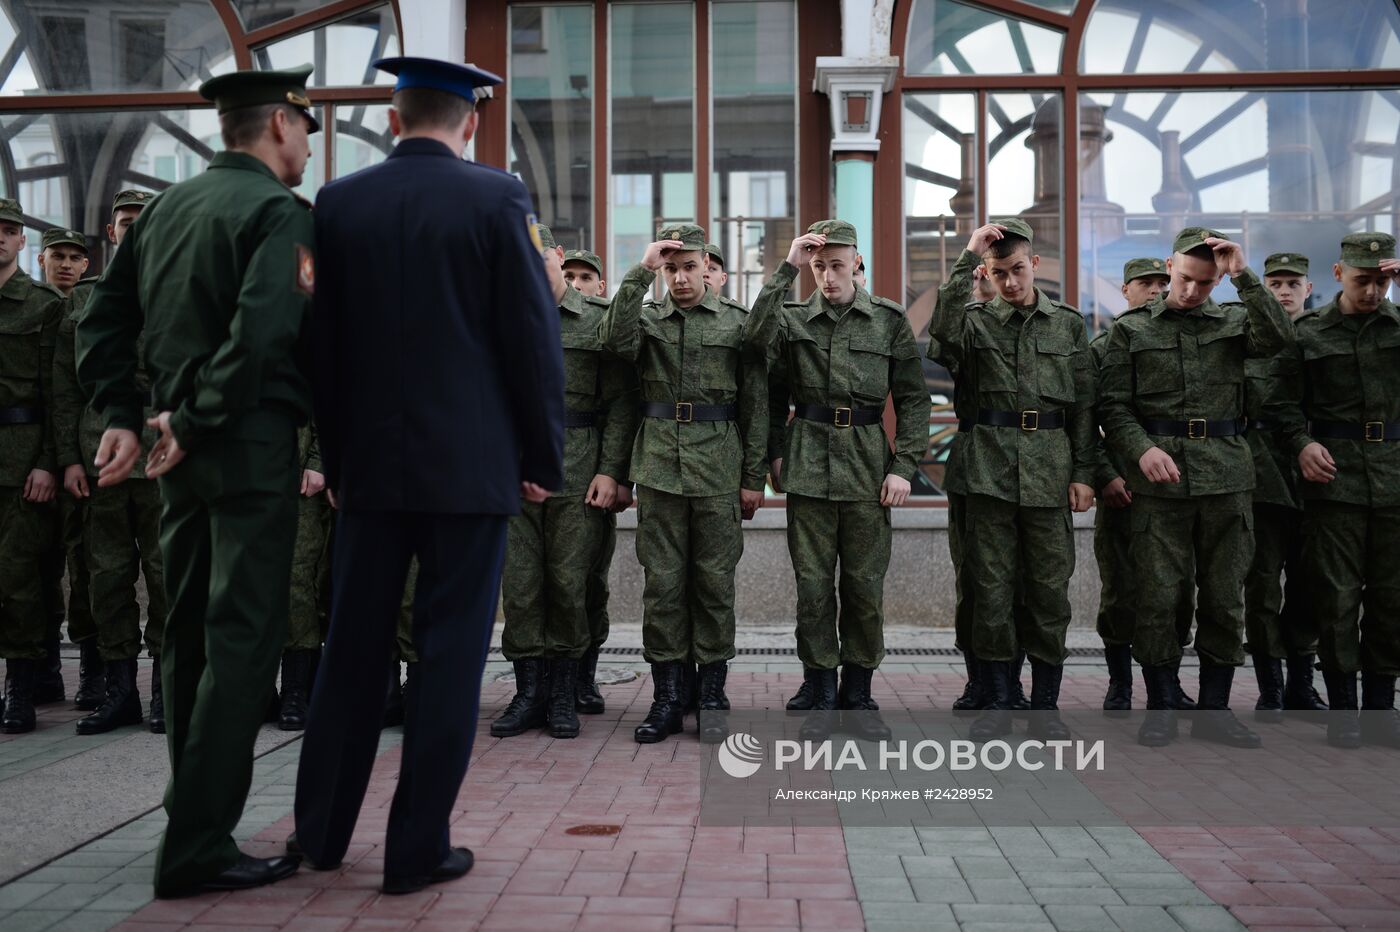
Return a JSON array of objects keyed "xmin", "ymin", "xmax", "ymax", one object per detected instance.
[{"xmin": 290, "ymin": 57, "xmax": 565, "ymax": 896}]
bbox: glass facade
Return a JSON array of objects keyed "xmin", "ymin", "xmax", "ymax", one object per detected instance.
[
  {"xmin": 905, "ymin": 0, "xmax": 1063, "ymax": 76},
  {"xmin": 252, "ymin": 5, "xmax": 400, "ymax": 86}
]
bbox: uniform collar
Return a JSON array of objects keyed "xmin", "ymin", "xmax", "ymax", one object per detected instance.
[
  {"xmin": 0, "ymin": 268, "xmax": 32, "ymax": 300},
  {"xmin": 805, "ymin": 285, "xmax": 872, "ymax": 321},
  {"xmin": 209, "ymin": 150, "xmax": 281, "ymax": 183},
  {"xmin": 558, "ymin": 285, "xmax": 587, "ymax": 316},
  {"xmin": 1152, "ymin": 293, "xmax": 1224, "ymax": 319},
  {"xmin": 655, "ymin": 285, "xmax": 721, "ymax": 319},
  {"xmin": 988, "ymin": 288, "xmax": 1053, "ymax": 325},
  {"xmin": 388, "ymin": 137, "xmax": 459, "ymax": 160},
  {"xmin": 1317, "ymin": 297, "xmax": 1400, "ymax": 328}
]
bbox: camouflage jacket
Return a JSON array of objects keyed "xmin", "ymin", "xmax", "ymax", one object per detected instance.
[
  {"xmin": 0, "ymin": 269, "xmax": 64, "ymax": 485},
  {"xmin": 1244, "ymin": 349, "xmax": 1301, "ymax": 510},
  {"xmin": 557, "ymin": 285, "xmax": 639, "ymax": 495}
]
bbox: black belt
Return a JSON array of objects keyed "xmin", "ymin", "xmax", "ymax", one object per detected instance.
[
  {"xmin": 564, "ymin": 411, "xmax": 598, "ymax": 428},
  {"xmin": 0, "ymin": 406, "xmax": 41, "ymax": 426},
  {"xmin": 1310, "ymin": 420, "xmax": 1400, "ymax": 443},
  {"xmin": 1142, "ymin": 418, "xmax": 1246, "ymax": 439},
  {"xmin": 793, "ymin": 403, "xmax": 883, "ymax": 428},
  {"xmin": 959, "ymin": 408, "xmax": 1065, "ymax": 432},
  {"xmin": 640, "ymin": 401, "xmax": 738, "ymax": 423}
]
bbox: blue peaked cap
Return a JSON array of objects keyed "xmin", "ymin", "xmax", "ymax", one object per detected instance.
[{"xmin": 373, "ymin": 57, "xmax": 503, "ymax": 102}]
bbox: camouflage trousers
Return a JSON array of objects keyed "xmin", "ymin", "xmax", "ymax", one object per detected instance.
[
  {"xmin": 636, "ymin": 486, "xmax": 741, "ymax": 665},
  {"xmin": 964, "ymin": 494, "xmax": 1073, "ymax": 666},
  {"xmin": 0, "ymin": 489, "xmax": 57, "ymax": 659},
  {"xmin": 1302, "ymin": 501, "xmax": 1400, "ymax": 676},
  {"xmin": 1094, "ymin": 502, "xmax": 1194, "ymax": 649},
  {"xmin": 1244, "ymin": 502, "xmax": 1315, "ymax": 660},
  {"xmin": 585, "ymin": 514, "xmax": 618, "ymax": 651},
  {"xmin": 52, "ymin": 496, "xmax": 95, "ymax": 642},
  {"xmin": 947, "ymin": 492, "xmax": 970, "ymax": 652},
  {"xmin": 286, "ymin": 492, "xmax": 334, "ymax": 651},
  {"xmin": 787, "ymin": 494, "xmax": 890, "ymax": 670},
  {"xmin": 87, "ymin": 479, "xmax": 167, "ymax": 661},
  {"xmin": 500, "ymin": 497, "xmax": 609, "ymax": 661},
  {"xmin": 397, "ymin": 559, "xmax": 418, "ymax": 663},
  {"xmin": 1129, "ymin": 492, "xmax": 1252, "ymax": 668}
]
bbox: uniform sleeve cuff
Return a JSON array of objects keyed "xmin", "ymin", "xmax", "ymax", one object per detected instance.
[{"xmin": 1231, "ymin": 267, "xmax": 1261, "ymax": 289}]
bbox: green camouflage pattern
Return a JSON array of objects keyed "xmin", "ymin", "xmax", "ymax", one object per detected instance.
[
  {"xmin": 86, "ymin": 478, "xmax": 166, "ymax": 659},
  {"xmin": 1338, "ymin": 231, "xmax": 1395, "ymax": 269},
  {"xmin": 287, "ymin": 425, "xmax": 331, "ymax": 650},
  {"xmin": 1301, "ymin": 501, "xmax": 1400, "ymax": 675},
  {"xmin": 1244, "ymin": 501, "xmax": 1314, "ymax": 660},
  {"xmin": 557, "ymin": 287, "xmax": 639, "ymax": 493},
  {"xmin": 58, "ymin": 494, "xmax": 93, "ymax": 640},
  {"xmin": 397, "ymin": 559, "xmax": 418, "ymax": 664},
  {"xmin": 0, "ymin": 491, "xmax": 58, "ymax": 658},
  {"xmin": 0, "ymin": 271, "xmax": 64, "ymax": 483},
  {"xmin": 585, "ymin": 514, "xmax": 617, "ymax": 649},
  {"xmin": 1244, "ymin": 353, "xmax": 1301, "ymax": 510},
  {"xmin": 500, "ymin": 497, "xmax": 609, "ymax": 660}
]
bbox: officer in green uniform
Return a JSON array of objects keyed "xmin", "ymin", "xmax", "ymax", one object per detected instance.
[
  {"xmin": 76, "ymin": 66, "xmax": 316, "ymax": 896},
  {"xmin": 601, "ymin": 223, "xmax": 767, "ymax": 744},
  {"xmin": 750, "ymin": 221, "xmax": 926, "ymax": 741},
  {"xmin": 930, "ymin": 220, "xmax": 1096, "ymax": 741},
  {"xmin": 1246, "ymin": 252, "xmax": 1326, "ymax": 719},
  {"xmin": 1271, "ymin": 233, "xmax": 1400, "ymax": 748},
  {"xmin": 278, "ymin": 423, "xmax": 332, "ymax": 730},
  {"xmin": 1100, "ymin": 227, "xmax": 1293, "ymax": 748},
  {"xmin": 0, "ymin": 200, "xmax": 65, "ymax": 733},
  {"xmin": 493, "ymin": 227, "xmax": 637, "ymax": 740}
]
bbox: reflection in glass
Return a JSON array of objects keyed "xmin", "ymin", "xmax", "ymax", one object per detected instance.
[
  {"xmin": 509, "ymin": 4, "xmax": 593, "ymax": 253},
  {"xmin": 988, "ymin": 92, "xmax": 1062, "ymax": 300},
  {"xmin": 1082, "ymin": 0, "xmax": 1400, "ymax": 74},
  {"xmin": 610, "ymin": 2, "xmax": 694, "ymax": 286},
  {"xmin": 254, "ymin": 5, "xmax": 399, "ymax": 87},
  {"xmin": 233, "ymin": 0, "xmax": 336, "ymax": 31},
  {"xmin": 905, "ymin": 0, "xmax": 1064, "ymax": 76},
  {"xmin": 1078, "ymin": 90, "xmax": 1400, "ymax": 329},
  {"xmin": 333, "ymin": 104, "xmax": 394, "ymax": 179},
  {"xmin": 710, "ymin": 0, "xmax": 795, "ymax": 304}
]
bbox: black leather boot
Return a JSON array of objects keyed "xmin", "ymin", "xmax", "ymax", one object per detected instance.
[
  {"xmin": 1283, "ymin": 653, "xmax": 1327, "ymax": 712},
  {"xmin": 2, "ymin": 659, "xmax": 37, "ymax": 733},
  {"xmin": 491, "ymin": 659, "xmax": 549, "ymax": 737},
  {"xmin": 148, "ymin": 655, "xmax": 165, "ymax": 734},
  {"xmin": 575, "ymin": 648, "xmax": 605, "ymax": 715},
  {"xmin": 838, "ymin": 664, "xmax": 891, "ymax": 741},
  {"xmin": 1137, "ymin": 664, "xmax": 1178, "ymax": 747},
  {"xmin": 1252, "ymin": 653, "xmax": 1284, "ymax": 722},
  {"xmin": 697, "ymin": 661, "xmax": 730, "ymax": 744},
  {"xmin": 1360, "ymin": 673, "xmax": 1400, "ymax": 749},
  {"xmin": 278, "ymin": 650, "xmax": 318, "ymax": 731},
  {"xmin": 787, "ymin": 668, "xmax": 824, "ymax": 711},
  {"xmin": 76, "ymin": 658, "xmax": 142, "ymax": 735},
  {"xmin": 547, "ymin": 658, "xmax": 580, "ymax": 739},
  {"xmin": 1008, "ymin": 651, "xmax": 1030, "ymax": 714},
  {"xmin": 34, "ymin": 631, "xmax": 65, "ymax": 704},
  {"xmin": 952, "ymin": 650, "xmax": 985, "ymax": 714},
  {"xmin": 796, "ymin": 668, "xmax": 839, "ymax": 741},
  {"xmin": 1102, "ymin": 644, "xmax": 1133, "ymax": 716},
  {"xmin": 74, "ymin": 638, "xmax": 105, "ymax": 711},
  {"xmin": 382, "ymin": 656, "xmax": 406, "ymax": 728},
  {"xmin": 1028, "ymin": 659, "xmax": 1071, "ymax": 740},
  {"xmin": 969, "ymin": 659, "xmax": 1013, "ymax": 740},
  {"xmin": 1323, "ymin": 670, "xmax": 1361, "ymax": 749},
  {"xmin": 1170, "ymin": 657, "xmax": 1196, "ymax": 710},
  {"xmin": 682, "ymin": 661, "xmax": 700, "ymax": 715},
  {"xmin": 635, "ymin": 661, "xmax": 684, "ymax": 743},
  {"xmin": 1191, "ymin": 663, "xmax": 1261, "ymax": 748}
]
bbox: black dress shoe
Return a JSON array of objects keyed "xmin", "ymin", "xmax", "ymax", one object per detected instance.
[
  {"xmin": 285, "ymin": 831, "xmax": 343, "ymax": 870},
  {"xmin": 197, "ymin": 853, "xmax": 301, "ymax": 892},
  {"xmin": 382, "ymin": 846, "xmax": 474, "ymax": 895}
]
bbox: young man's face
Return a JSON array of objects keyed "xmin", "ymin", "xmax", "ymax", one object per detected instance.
[
  {"xmin": 1122, "ymin": 275, "xmax": 1169, "ymax": 308},
  {"xmin": 1264, "ymin": 273, "xmax": 1312, "ymax": 317},
  {"xmin": 0, "ymin": 222, "xmax": 24, "ymax": 268},
  {"xmin": 1165, "ymin": 251, "xmax": 1221, "ymax": 309},
  {"xmin": 662, "ymin": 249, "xmax": 705, "ymax": 306},
  {"xmin": 703, "ymin": 256, "xmax": 727, "ymax": 292},
  {"xmin": 811, "ymin": 245, "xmax": 859, "ymax": 306},
  {"xmin": 563, "ymin": 261, "xmax": 606, "ymax": 298},
  {"xmin": 38, "ymin": 245, "xmax": 89, "ymax": 292},
  {"xmin": 108, "ymin": 206, "xmax": 144, "ymax": 247},
  {"xmin": 1333, "ymin": 263, "xmax": 1388, "ymax": 314},
  {"xmin": 982, "ymin": 243, "xmax": 1038, "ymax": 306}
]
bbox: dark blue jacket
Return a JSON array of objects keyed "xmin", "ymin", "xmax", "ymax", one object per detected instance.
[{"xmin": 311, "ymin": 137, "xmax": 564, "ymax": 514}]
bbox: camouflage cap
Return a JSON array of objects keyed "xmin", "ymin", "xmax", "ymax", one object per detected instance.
[
  {"xmin": 562, "ymin": 248, "xmax": 602, "ymax": 275},
  {"xmin": 1264, "ymin": 252, "xmax": 1310, "ymax": 276},
  {"xmin": 1172, "ymin": 226, "xmax": 1226, "ymax": 254},
  {"xmin": 704, "ymin": 242, "xmax": 725, "ymax": 268},
  {"xmin": 1339, "ymin": 232, "xmax": 1396, "ymax": 269},
  {"xmin": 1123, "ymin": 257, "xmax": 1168, "ymax": 284},
  {"xmin": 40, "ymin": 228, "xmax": 86, "ymax": 251},
  {"xmin": 991, "ymin": 217, "xmax": 1034, "ymax": 244},
  {"xmin": 0, "ymin": 198, "xmax": 23, "ymax": 226},
  {"xmin": 657, "ymin": 222, "xmax": 706, "ymax": 251},
  {"xmin": 535, "ymin": 223, "xmax": 557, "ymax": 250},
  {"xmin": 198, "ymin": 65, "xmax": 320, "ymax": 133},
  {"xmin": 112, "ymin": 189, "xmax": 155, "ymax": 213},
  {"xmin": 807, "ymin": 219, "xmax": 858, "ymax": 247}
]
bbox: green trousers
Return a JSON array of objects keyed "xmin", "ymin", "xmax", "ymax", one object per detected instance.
[
  {"xmin": 1302, "ymin": 501, "xmax": 1400, "ymax": 676},
  {"xmin": 947, "ymin": 492, "xmax": 971, "ymax": 652},
  {"xmin": 585, "ymin": 514, "xmax": 617, "ymax": 651},
  {"xmin": 396, "ymin": 559, "xmax": 418, "ymax": 663},
  {"xmin": 1094, "ymin": 502, "xmax": 1195, "ymax": 649},
  {"xmin": 152, "ymin": 418, "xmax": 299, "ymax": 897},
  {"xmin": 0, "ymin": 490, "xmax": 57, "ymax": 659},
  {"xmin": 965, "ymin": 494, "xmax": 1073, "ymax": 665},
  {"xmin": 500, "ymin": 496, "xmax": 608, "ymax": 661},
  {"xmin": 1129, "ymin": 492, "xmax": 1252, "ymax": 668},
  {"xmin": 787, "ymin": 494, "xmax": 890, "ymax": 670},
  {"xmin": 636, "ymin": 486, "xmax": 741, "ymax": 665},
  {"xmin": 87, "ymin": 478, "xmax": 167, "ymax": 661},
  {"xmin": 1244, "ymin": 501, "xmax": 1315, "ymax": 660},
  {"xmin": 286, "ymin": 492, "xmax": 334, "ymax": 651},
  {"xmin": 59, "ymin": 495, "xmax": 95, "ymax": 643}
]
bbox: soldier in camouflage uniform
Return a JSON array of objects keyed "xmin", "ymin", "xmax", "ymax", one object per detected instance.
[
  {"xmin": 492, "ymin": 227, "xmax": 637, "ymax": 740},
  {"xmin": 930, "ymin": 220, "xmax": 1096, "ymax": 742},
  {"xmin": 1271, "ymin": 233, "xmax": 1400, "ymax": 748},
  {"xmin": 1100, "ymin": 227, "xmax": 1293, "ymax": 748},
  {"xmin": 0, "ymin": 198, "xmax": 66, "ymax": 733},
  {"xmin": 750, "ymin": 221, "xmax": 925, "ymax": 741},
  {"xmin": 1246, "ymin": 253, "xmax": 1326, "ymax": 719},
  {"xmin": 703, "ymin": 243, "xmax": 728, "ymax": 296},
  {"xmin": 601, "ymin": 223, "xmax": 767, "ymax": 745},
  {"xmin": 277, "ymin": 424, "xmax": 332, "ymax": 730}
]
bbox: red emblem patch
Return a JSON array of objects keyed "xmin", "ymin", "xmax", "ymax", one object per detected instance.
[{"xmin": 295, "ymin": 244, "xmax": 315, "ymax": 295}]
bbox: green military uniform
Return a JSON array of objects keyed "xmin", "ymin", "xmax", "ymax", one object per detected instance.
[
  {"xmin": 1271, "ymin": 233, "xmax": 1400, "ymax": 747},
  {"xmin": 76, "ymin": 67, "xmax": 318, "ymax": 896},
  {"xmin": 0, "ymin": 199, "xmax": 65, "ymax": 733},
  {"xmin": 750, "ymin": 220, "xmax": 926, "ymax": 707},
  {"xmin": 1100, "ymin": 227, "xmax": 1292, "ymax": 746},
  {"xmin": 286, "ymin": 426, "xmax": 331, "ymax": 652}
]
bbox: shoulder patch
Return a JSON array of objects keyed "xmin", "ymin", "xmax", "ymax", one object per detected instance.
[
  {"xmin": 583, "ymin": 295, "xmax": 611, "ymax": 308},
  {"xmin": 871, "ymin": 295, "xmax": 906, "ymax": 315},
  {"xmin": 294, "ymin": 244, "xmax": 315, "ymax": 295},
  {"xmin": 720, "ymin": 296, "xmax": 750, "ymax": 314}
]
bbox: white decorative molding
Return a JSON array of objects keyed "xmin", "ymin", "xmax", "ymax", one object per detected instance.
[
  {"xmin": 814, "ymin": 56, "xmax": 900, "ymax": 153},
  {"xmin": 840, "ymin": 0, "xmax": 898, "ymax": 58}
]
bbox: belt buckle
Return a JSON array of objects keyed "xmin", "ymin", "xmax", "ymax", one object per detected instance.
[
  {"xmin": 1020, "ymin": 410, "xmax": 1039, "ymax": 432},
  {"xmin": 675, "ymin": 402, "xmax": 693, "ymax": 423},
  {"xmin": 1188, "ymin": 418, "xmax": 1208, "ymax": 440},
  {"xmin": 1366, "ymin": 420, "xmax": 1385, "ymax": 442},
  {"xmin": 833, "ymin": 407, "xmax": 853, "ymax": 428}
]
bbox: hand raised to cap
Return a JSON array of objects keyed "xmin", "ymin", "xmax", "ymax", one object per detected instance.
[
  {"xmin": 967, "ymin": 223, "xmax": 1007, "ymax": 256},
  {"xmin": 1379, "ymin": 257, "xmax": 1400, "ymax": 280},
  {"xmin": 641, "ymin": 240, "xmax": 687, "ymax": 271},
  {"xmin": 1204, "ymin": 237, "xmax": 1246, "ymax": 277},
  {"xmin": 785, "ymin": 233, "xmax": 827, "ymax": 268}
]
